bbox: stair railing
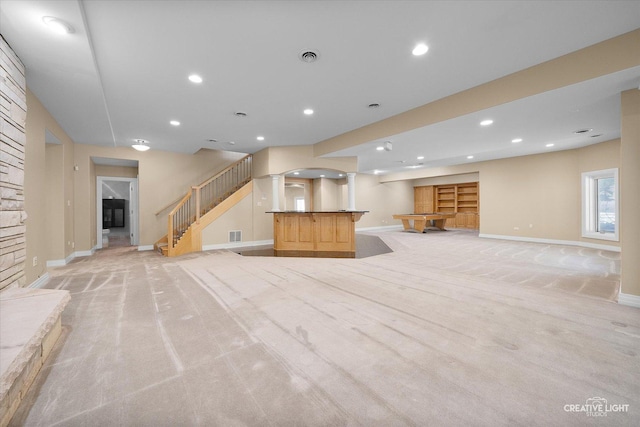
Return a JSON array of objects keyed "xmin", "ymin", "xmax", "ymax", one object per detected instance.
[{"xmin": 167, "ymin": 154, "xmax": 252, "ymax": 249}]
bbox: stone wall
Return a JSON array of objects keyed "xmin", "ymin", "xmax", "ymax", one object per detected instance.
[{"xmin": 0, "ymin": 35, "xmax": 27, "ymax": 291}]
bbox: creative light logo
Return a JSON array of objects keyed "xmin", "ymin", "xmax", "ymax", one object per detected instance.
[{"xmin": 564, "ymin": 397, "xmax": 629, "ymax": 417}]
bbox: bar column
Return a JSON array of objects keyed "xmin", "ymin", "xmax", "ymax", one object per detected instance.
[
  {"xmin": 271, "ymin": 174, "xmax": 281, "ymax": 211},
  {"xmin": 347, "ymin": 173, "xmax": 356, "ymax": 211}
]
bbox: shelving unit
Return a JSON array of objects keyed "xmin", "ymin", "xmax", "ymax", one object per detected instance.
[{"xmin": 414, "ymin": 182, "xmax": 479, "ymax": 229}]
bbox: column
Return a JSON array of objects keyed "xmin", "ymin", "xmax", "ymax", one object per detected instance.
[
  {"xmin": 271, "ymin": 174, "xmax": 280, "ymax": 211},
  {"xmin": 347, "ymin": 173, "xmax": 356, "ymax": 211},
  {"xmin": 619, "ymin": 88, "xmax": 640, "ymax": 306}
]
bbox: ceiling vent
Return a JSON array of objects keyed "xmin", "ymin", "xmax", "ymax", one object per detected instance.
[{"xmin": 299, "ymin": 50, "xmax": 320, "ymax": 63}]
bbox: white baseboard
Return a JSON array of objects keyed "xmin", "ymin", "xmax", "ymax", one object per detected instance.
[
  {"xmin": 479, "ymin": 234, "xmax": 621, "ymax": 252},
  {"xmin": 202, "ymin": 239, "xmax": 274, "ymax": 251},
  {"xmin": 138, "ymin": 245, "xmax": 155, "ymax": 251},
  {"xmin": 46, "ymin": 247, "xmax": 96, "ymax": 267},
  {"xmin": 28, "ymin": 273, "xmax": 50, "ymax": 289},
  {"xmin": 356, "ymin": 225, "xmax": 403, "ymax": 232},
  {"xmin": 618, "ymin": 293, "xmax": 640, "ymax": 309}
]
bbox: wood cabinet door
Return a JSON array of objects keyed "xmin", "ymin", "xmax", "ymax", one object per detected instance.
[{"xmin": 414, "ymin": 186, "xmax": 434, "ymax": 213}]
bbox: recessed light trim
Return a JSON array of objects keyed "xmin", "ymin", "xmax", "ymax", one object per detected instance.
[
  {"xmin": 293, "ymin": 172, "xmax": 300, "ymax": 175},
  {"xmin": 480, "ymin": 119, "xmax": 493, "ymax": 126},
  {"xmin": 320, "ymin": 175, "xmax": 325, "ymax": 178},
  {"xmin": 188, "ymin": 74, "xmax": 203, "ymax": 83},
  {"xmin": 467, "ymin": 155, "xmax": 474, "ymax": 159},
  {"xmin": 546, "ymin": 143, "xmax": 555, "ymax": 147},
  {"xmin": 234, "ymin": 111, "xmax": 247, "ymax": 117},
  {"xmin": 574, "ymin": 128, "xmax": 593, "ymax": 134},
  {"xmin": 511, "ymin": 138, "xmax": 523, "ymax": 143},
  {"xmin": 257, "ymin": 136, "xmax": 265, "ymax": 141},
  {"xmin": 303, "ymin": 109, "xmax": 314, "ymax": 115},
  {"xmin": 376, "ymin": 146, "xmax": 385, "ymax": 151},
  {"xmin": 417, "ymin": 156, "xmax": 424, "ymax": 160},
  {"xmin": 42, "ymin": 16, "xmax": 74, "ymax": 34},
  {"xmin": 368, "ymin": 103, "xmax": 380, "ymax": 108},
  {"xmin": 170, "ymin": 120, "xmax": 180, "ymax": 126},
  {"xmin": 412, "ymin": 43, "xmax": 429, "ymax": 56}
]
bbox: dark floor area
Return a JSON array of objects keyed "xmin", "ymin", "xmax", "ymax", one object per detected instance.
[{"xmin": 234, "ymin": 233, "xmax": 393, "ymax": 259}]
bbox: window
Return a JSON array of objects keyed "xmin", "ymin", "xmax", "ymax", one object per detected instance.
[
  {"xmin": 294, "ymin": 197, "xmax": 305, "ymax": 211},
  {"xmin": 582, "ymin": 168, "xmax": 618, "ymax": 241}
]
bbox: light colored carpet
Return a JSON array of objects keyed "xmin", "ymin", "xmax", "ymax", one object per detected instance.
[{"xmin": 11, "ymin": 229, "xmax": 639, "ymax": 426}]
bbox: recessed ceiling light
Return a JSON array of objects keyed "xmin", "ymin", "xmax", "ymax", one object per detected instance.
[
  {"xmin": 368, "ymin": 103, "xmax": 380, "ymax": 108},
  {"xmin": 42, "ymin": 16, "xmax": 74, "ymax": 34},
  {"xmin": 320, "ymin": 175, "xmax": 325, "ymax": 178},
  {"xmin": 257, "ymin": 136, "xmax": 265, "ymax": 141},
  {"xmin": 574, "ymin": 128, "xmax": 592, "ymax": 134},
  {"xmin": 412, "ymin": 43, "xmax": 429, "ymax": 56},
  {"xmin": 546, "ymin": 143, "xmax": 554, "ymax": 147},
  {"xmin": 170, "ymin": 120, "xmax": 180, "ymax": 126},
  {"xmin": 303, "ymin": 109, "xmax": 314, "ymax": 115},
  {"xmin": 188, "ymin": 74, "xmax": 203, "ymax": 83},
  {"xmin": 339, "ymin": 174, "xmax": 344, "ymax": 177},
  {"xmin": 293, "ymin": 172, "xmax": 300, "ymax": 175},
  {"xmin": 511, "ymin": 138, "xmax": 523, "ymax": 143},
  {"xmin": 234, "ymin": 111, "xmax": 247, "ymax": 117},
  {"xmin": 417, "ymin": 156, "xmax": 424, "ymax": 160},
  {"xmin": 207, "ymin": 139, "xmax": 217, "ymax": 143},
  {"xmin": 376, "ymin": 146, "xmax": 385, "ymax": 151},
  {"xmin": 132, "ymin": 139, "xmax": 150, "ymax": 151},
  {"xmin": 480, "ymin": 119, "xmax": 493, "ymax": 126},
  {"xmin": 374, "ymin": 170, "xmax": 381, "ymax": 175},
  {"xmin": 467, "ymin": 155, "xmax": 474, "ymax": 159},
  {"xmin": 228, "ymin": 141, "xmax": 235, "ymax": 145}
]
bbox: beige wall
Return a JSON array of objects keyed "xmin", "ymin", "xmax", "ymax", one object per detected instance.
[
  {"xmin": 24, "ymin": 90, "xmax": 75, "ymax": 285},
  {"xmin": 95, "ymin": 164, "xmax": 138, "ymax": 178},
  {"xmin": 284, "ymin": 185, "xmax": 305, "ymax": 211},
  {"xmin": 382, "ymin": 140, "xmax": 621, "ymax": 246},
  {"xmin": 354, "ymin": 174, "xmax": 414, "ymax": 229},
  {"xmin": 45, "ymin": 144, "xmax": 64, "ymax": 261},
  {"xmin": 201, "ymin": 193, "xmax": 254, "ymax": 245},
  {"xmin": 253, "ymin": 145, "xmax": 357, "ymax": 178},
  {"xmin": 620, "ymin": 89, "xmax": 640, "ymax": 298},
  {"xmin": 201, "ymin": 176, "xmax": 274, "ymax": 246},
  {"xmin": 73, "ymin": 144, "xmax": 245, "ymax": 250},
  {"xmin": 312, "ymin": 178, "xmax": 341, "ymax": 211},
  {"xmin": 414, "ymin": 172, "xmax": 479, "ymax": 187}
]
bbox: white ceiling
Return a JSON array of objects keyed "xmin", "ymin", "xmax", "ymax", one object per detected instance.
[{"xmin": 1, "ymin": 0, "xmax": 639, "ymax": 176}]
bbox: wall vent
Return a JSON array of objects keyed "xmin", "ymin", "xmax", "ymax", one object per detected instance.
[{"xmin": 229, "ymin": 230, "xmax": 242, "ymax": 243}]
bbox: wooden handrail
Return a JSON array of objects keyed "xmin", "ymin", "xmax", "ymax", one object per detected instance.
[
  {"xmin": 195, "ymin": 154, "xmax": 251, "ymax": 190},
  {"xmin": 169, "ymin": 191, "xmax": 192, "ymax": 216},
  {"xmin": 155, "ymin": 194, "xmax": 186, "ymax": 216}
]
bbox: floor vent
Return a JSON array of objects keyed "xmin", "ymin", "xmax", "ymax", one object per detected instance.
[{"xmin": 229, "ymin": 230, "xmax": 242, "ymax": 243}]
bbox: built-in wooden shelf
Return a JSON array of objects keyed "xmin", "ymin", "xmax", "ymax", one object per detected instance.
[{"xmin": 414, "ymin": 182, "xmax": 479, "ymax": 229}]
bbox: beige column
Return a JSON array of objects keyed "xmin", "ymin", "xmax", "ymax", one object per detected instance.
[{"xmin": 619, "ymin": 88, "xmax": 640, "ymax": 306}]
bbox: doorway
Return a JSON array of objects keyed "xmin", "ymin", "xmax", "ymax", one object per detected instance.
[{"xmin": 96, "ymin": 176, "xmax": 139, "ymax": 249}]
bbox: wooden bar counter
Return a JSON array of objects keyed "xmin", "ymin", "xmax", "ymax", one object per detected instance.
[{"xmin": 271, "ymin": 211, "xmax": 367, "ymax": 258}]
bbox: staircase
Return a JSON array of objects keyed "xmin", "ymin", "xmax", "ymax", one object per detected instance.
[{"xmin": 155, "ymin": 155, "xmax": 252, "ymax": 257}]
